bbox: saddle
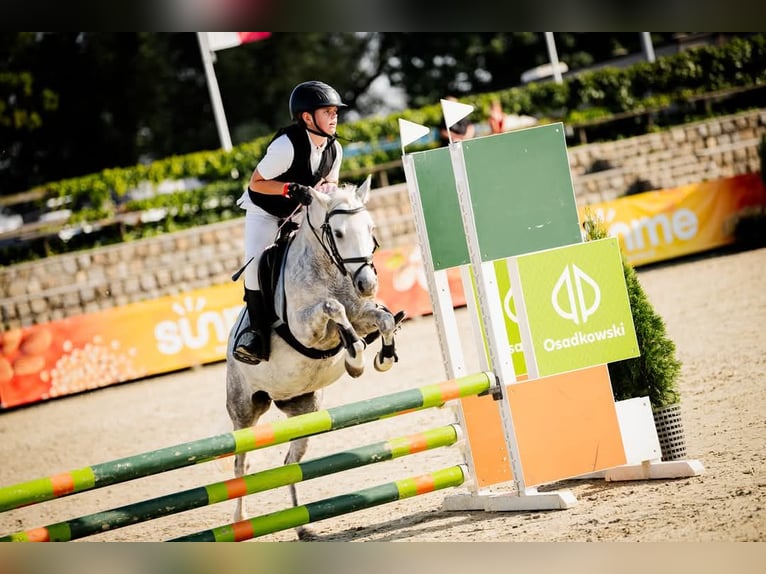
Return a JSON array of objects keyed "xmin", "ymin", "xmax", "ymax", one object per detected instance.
[{"xmin": 257, "ymin": 221, "xmax": 345, "ymax": 360}]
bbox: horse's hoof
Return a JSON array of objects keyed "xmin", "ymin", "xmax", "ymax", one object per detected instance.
[
  {"xmin": 374, "ymin": 353, "xmax": 394, "ymax": 372},
  {"xmin": 345, "ymin": 361, "xmax": 365, "ymax": 378},
  {"xmin": 344, "ymin": 340, "xmax": 365, "ymax": 377}
]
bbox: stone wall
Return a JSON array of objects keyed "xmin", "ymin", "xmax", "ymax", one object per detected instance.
[
  {"xmin": 2, "ymin": 108, "xmax": 764, "ymax": 330},
  {"xmin": 569, "ymin": 108, "xmax": 766, "ymax": 204}
]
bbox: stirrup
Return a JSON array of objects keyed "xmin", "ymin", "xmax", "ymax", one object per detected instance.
[
  {"xmin": 233, "ymin": 330, "xmax": 267, "ymax": 365},
  {"xmin": 233, "ymin": 345, "xmax": 263, "ymax": 365}
]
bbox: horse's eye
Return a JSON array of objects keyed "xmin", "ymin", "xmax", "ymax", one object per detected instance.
[{"xmin": 334, "ymin": 229, "xmax": 343, "ymax": 240}]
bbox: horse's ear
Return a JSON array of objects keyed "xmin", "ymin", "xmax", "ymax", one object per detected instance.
[
  {"xmin": 311, "ymin": 186, "xmax": 331, "ymax": 209},
  {"xmin": 356, "ymin": 175, "xmax": 372, "ymax": 204}
]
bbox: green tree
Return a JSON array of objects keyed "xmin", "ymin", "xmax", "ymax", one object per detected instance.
[
  {"xmin": 0, "ymin": 32, "xmax": 712, "ymax": 195},
  {"xmin": 0, "ymin": 32, "xmax": 385, "ymax": 194},
  {"xmin": 0, "ymin": 33, "xmax": 218, "ymax": 195},
  {"xmin": 375, "ymin": 33, "xmax": 678, "ymax": 107}
]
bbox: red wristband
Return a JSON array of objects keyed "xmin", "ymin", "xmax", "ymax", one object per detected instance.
[{"xmin": 282, "ymin": 182, "xmax": 290, "ymax": 196}]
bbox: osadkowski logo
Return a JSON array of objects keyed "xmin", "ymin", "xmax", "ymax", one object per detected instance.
[
  {"xmin": 552, "ymin": 263, "xmax": 599, "ymax": 324},
  {"xmin": 543, "ymin": 264, "xmax": 627, "ymax": 352},
  {"xmin": 544, "ymin": 322, "xmax": 627, "ymax": 352}
]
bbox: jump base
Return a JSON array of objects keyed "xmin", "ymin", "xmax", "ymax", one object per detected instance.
[
  {"xmin": 576, "ymin": 459, "xmax": 705, "ymax": 481},
  {"xmin": 442, "ymin": 487, "xmax": 577, "ymax": 511}
]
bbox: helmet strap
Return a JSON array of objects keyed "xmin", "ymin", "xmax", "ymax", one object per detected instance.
[
  {"xmin": 305, "ymin": 124, "xmax": 335, "ymax": 141},
  {"xmin": 302, "ymin": 111, "xmax": 350, "ymax": 143}
]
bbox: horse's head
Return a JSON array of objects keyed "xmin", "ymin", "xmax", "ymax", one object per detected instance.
[
  {"xmin": 305, "ymin": 176, "xmax": 379, "ymax": 298},
  {"xmin": 307, "ymin": 176, "xmax": 378, "ymax": 297}
]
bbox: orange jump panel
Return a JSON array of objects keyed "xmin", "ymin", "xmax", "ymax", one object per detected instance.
[{"xmin": 460, "ymin": 364, "xmax": 625, "ymax": 488}]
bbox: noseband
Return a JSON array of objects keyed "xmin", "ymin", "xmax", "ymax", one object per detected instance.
[{"xmin": 306, "ymin": 204, "xmax": 379, "ymax": 284}]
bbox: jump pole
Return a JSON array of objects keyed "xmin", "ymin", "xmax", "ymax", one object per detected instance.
[
  {"xmin": 0, "ymin": 372, "xmax": 491, "ymax": 513},
  {"xmin": 2, "ymin": 424, "xmax": 461, "ymax": 542},
  {"xmin": 170, "ymin": 465, "xmax": 468, "ymax": 542}
]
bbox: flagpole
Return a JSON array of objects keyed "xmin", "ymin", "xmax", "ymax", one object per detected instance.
[
  {"xmin": 640, "ymin": 32, "xmax": 656, "ymax": 63},
  {"xmin": 544, "ymin": 32, "xmax": 563, "ymax": 84},
  {"xmin": 197, "ymin": 32, "xmax": 233, "ymax": 152}
]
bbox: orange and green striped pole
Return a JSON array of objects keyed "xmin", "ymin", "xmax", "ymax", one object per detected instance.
[
  {"xmin": 170, "ymin": 465, "xmax": 468, "ymax": 542},
  {"xmin": 1, "ymin": 425, "xmax": 460, "ymax": 542},
  {"xmin": 0, "ymin": 372, "xmax": 491, "ymax": 513}
]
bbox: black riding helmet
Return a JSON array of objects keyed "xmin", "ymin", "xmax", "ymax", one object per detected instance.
[{"xmin": 289, "ymin": 81, "xmax": 348, "ymax": 139}]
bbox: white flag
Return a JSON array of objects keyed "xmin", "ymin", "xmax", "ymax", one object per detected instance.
[
  {"xmin": 398, "ymin": 119, "xmax": 431, "ymax": 148},
  {"xmin": 440, "ymin": 98, "xmax": 474, "ymax": 129}
]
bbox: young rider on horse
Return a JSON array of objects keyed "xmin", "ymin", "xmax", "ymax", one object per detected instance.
[{"xmin": 234, "ymin": 80, "xmax": 347, "ymax": 365}]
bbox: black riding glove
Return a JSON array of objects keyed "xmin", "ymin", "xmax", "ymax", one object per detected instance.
[{"xmin": 287, "ymin": 183, "xmax": 313, "ymax": 206}]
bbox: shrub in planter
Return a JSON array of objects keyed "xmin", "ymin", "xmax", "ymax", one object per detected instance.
[{"xmin": 583, "ymin": 213, "xmax": 686, "ymax": 460}]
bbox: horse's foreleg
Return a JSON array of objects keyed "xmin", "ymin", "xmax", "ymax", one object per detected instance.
[
  {"xmin": 361, "ymin": 306, "xmax": 404, "ymax": 372},
  {"xmin": 337, "ymin": 323, "xmax": 365, "ymax": 378},
  {"xmin": 292, "ymin": 299, "xmax": 365, "ymax": 378}
]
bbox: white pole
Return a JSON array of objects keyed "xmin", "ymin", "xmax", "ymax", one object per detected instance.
[
  {"xmin": 641, "ymin": 32, "xmax": 656, "ymax": 63},
  {"xmin": 544, "ymin": 32, "xmax": 563, "ymax": 84},
  {"xmin": 196, "ymin": 32, "xmax": 233, "ymax": 152}
]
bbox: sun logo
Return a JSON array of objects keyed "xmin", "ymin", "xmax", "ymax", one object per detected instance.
[
  {"xmin": 172, "ymin": 296, "xmax": 207, "ymax": 316},
  {"xmin": 155, "ymin": 296, "xmax": 239, "ymax": 355}
]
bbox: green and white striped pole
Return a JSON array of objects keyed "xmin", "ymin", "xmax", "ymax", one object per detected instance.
[
  {"xmin": 170, "ymin": 465, "xmax": 468, "ymax": 542},
  {"xmin": 2, "ymin": 425, "xmax": 460, "ymax": 542},
  {"xmin": 0, "ymin": 372, "xmax": 491, "ymax": 513}
]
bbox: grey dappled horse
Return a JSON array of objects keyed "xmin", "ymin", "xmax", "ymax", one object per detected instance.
[{"xmin": 225, "ymin": 176, "xmax": 402, "ymax": 539}]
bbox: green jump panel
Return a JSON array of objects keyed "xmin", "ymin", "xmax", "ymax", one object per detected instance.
[
  {"xmin": 461, "ymin": 123, "xmax": 582, "ymax": 261},
  {"xmin": 410, "ymin": 123, "xmax": 582, "ymax": 269},
  {"xmin": 411, "ymin": 147, "xmax": 470, "ymax": 271}
]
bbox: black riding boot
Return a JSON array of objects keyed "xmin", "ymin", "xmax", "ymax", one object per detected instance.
[{"xmin": 233, "ymin": 289, "xmax": 271, "ymax": 365}]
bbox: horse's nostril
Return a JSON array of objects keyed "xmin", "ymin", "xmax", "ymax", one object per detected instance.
[{"xmin": 356, "ymin": 276, "xmax": 376, "ymax": 294}]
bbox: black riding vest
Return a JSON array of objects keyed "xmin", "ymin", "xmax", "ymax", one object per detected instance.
[{"xmin": 248, "ymin": 124, "xmax": 338, "ymax": 218}]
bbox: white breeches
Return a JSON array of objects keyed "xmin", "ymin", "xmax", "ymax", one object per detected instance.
[{"xmin": 243, "ymin": 205, "xmax": 303, "ymax": 291}]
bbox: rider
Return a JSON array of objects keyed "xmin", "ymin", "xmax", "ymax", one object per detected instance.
[{"xmin": 233, "ymin": 80, "xmax": 347, "ymax": 365}]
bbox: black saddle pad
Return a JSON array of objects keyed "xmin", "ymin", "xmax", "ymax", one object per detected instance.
[{"xmin": 257, "ymin": 222, "xmax": 297, "ymax": 327}]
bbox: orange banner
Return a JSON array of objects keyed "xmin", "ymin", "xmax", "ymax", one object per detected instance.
[
  {"xmin": 579, "ymin": 173, "xmax": 766, "ymax": 267},
  {"xmin": 0, "ymin": 284, "xmax": 245, "ymax": 409}
]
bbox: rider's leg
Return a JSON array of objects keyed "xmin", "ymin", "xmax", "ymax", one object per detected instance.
[
  {"xmin": 234, "ymin": 288, "xmax": 271, "ymax": 364},
  {"xmin": 233, "ymin": 206, "xmax": 279, "ymax": 365}
]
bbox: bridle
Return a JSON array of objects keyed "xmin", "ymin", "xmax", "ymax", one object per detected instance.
[{"xmin": 305, "ymin": 202, "xmax": 379, "ymax": 284}]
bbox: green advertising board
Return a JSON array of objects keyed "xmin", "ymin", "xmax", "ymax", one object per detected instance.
[
  {"xmin": 511, "ymin": 237, "xmax": 639, "ymax": 377},
  {"xmin": 464, "ymin": 261, "xmax": 528, "ymax": 377}
]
